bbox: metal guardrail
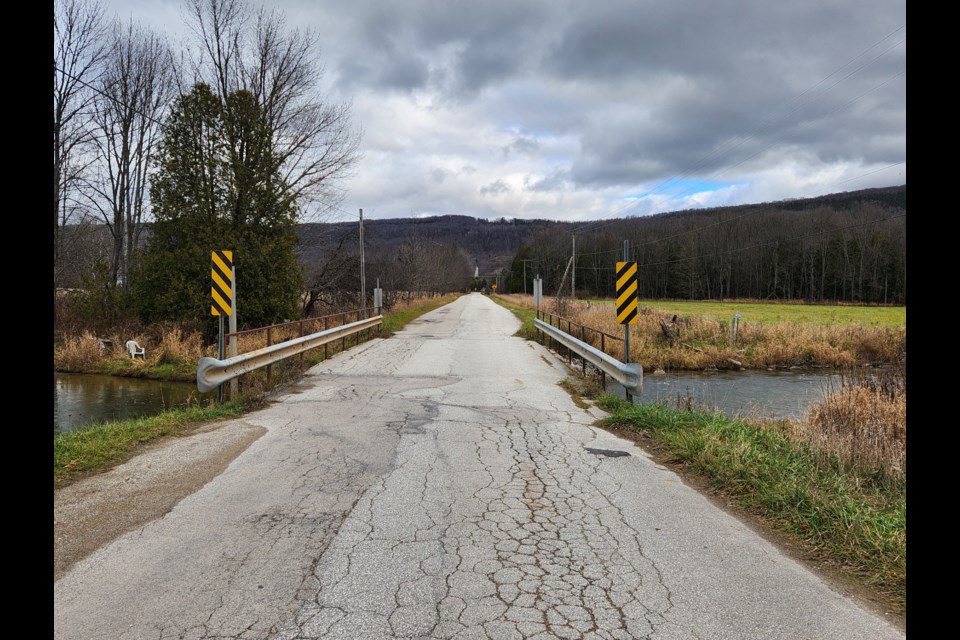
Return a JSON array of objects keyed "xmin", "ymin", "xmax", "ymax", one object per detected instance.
[
  {"xmin": 197, "ymin": 315, "xmax": 383, "ymax": 392},
  {"xmin": 535, "ymin": 317, "xmax": 642, "ymax": 395}
]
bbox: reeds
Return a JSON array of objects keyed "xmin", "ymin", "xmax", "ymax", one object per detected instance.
[
  {"xmin": 54, "ymin": 326, "xmax": 213, "ymax": 377},
  {"xmin": 53, "ymin": 331, "xmax": 108, "ymax": 371},
  {"xmin": 794, "ymin": 366, "xmax": 906, "ymax": 482}
]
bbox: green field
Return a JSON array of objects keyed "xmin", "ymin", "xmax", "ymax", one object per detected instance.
[{"xmin": 590, "ymin": 299, "xmax": 906, "ymax": 327}]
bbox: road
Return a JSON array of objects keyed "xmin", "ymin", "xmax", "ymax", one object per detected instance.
[{"xmin": 54, "ymin": 293, "xmax": 904, "ymax": 639}]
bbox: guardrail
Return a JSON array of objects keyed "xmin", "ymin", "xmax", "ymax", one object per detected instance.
[
  {"xmin": 535, "ymin": 317, "xmax": 642, "ymax": 395},
  {"xmin": 197, "ymin": 315, "xmax": 382, "ymax": 393},
  {"xmin": 227, "ymin": 309, "xmax": 372, "ymax": 385}
]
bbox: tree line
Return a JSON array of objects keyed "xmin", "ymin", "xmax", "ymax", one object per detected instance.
[
  {"xmin": 506, "ymin": 186, "xmax": 906, "ymax": 304},
  {"xmin": 54, "ymin": 0, "xmax": 360, "ymax": 334}
]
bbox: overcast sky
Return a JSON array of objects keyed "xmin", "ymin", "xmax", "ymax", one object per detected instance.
[{"xmin": 102, "ymin": 0, "xmax": 906, "ymax": 223}]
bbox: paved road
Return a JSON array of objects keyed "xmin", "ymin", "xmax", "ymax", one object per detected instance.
[{"xmin": 54, "ymin": 293, "xmax": 904, "ymax": 640}]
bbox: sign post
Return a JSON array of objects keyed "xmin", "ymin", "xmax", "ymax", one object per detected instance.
[
  {"xmin": 533, "ymin": 275, "xmax": 543, "ymax": 342},
  {"xmin": 211, "ymin": 250, "xmax": 234, "ymax": 403},
  {"xmin": 616, "ymin": 242, "xmax": 638, "ymax": 402},
  {"xmin": 229, "ymin": 265, "xmax": 237, "ymax": 399}
]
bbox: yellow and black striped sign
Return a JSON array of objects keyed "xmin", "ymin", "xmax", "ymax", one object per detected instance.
[
  {"xmin": 616, "ymin": 261, "xmax": 638, "ymax": 325},
  {"xmin": 211, "ymin": 250, "xmax": 233, "ymax": 316}
]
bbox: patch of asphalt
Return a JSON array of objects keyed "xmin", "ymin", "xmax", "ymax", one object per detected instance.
[{"xmin": 54, "ymin": 419, "xmax": 266, "ymax": 581}]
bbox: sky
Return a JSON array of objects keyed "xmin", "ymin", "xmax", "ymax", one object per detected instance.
[{"xmin": 101, "ymin": 0, "xmax": 906, "ymax": 223}]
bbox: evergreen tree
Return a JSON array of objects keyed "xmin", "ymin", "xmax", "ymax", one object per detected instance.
[{"xmin": 132, "ymin": 83, "xmax": 303, "ymax": 330}]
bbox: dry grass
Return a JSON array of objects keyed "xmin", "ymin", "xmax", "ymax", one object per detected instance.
[
  {"xmin": 54, "ymin": 326, "xmax": 213, "ymax": 378},
  {"xmin": 53, "ymin": 298, "xmax": 448, "ymax": 382},
  {"xmin": 793, "ymin": 367, "xmax": 906, "ymax": 482},
  {"xmin": 228, "ymin": 311, "xmax": 370, "ymax": 354},
  {"xmin": 498, "ymin": 294, "xmax": 906, "ymax": 370},
  {"xmin": 54, "ymin": 331, "xmax": 109, "ymax": 371},
  {"xmin": 389, "ymin": 295, "xmax": 442, "ymax": 313},
  {"xmin": 149, "ymin": 326, "xmax": 208, "ymax": 366}
]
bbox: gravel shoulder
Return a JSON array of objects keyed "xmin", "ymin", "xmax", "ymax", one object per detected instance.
[{"xmin": 54, "ymin": 418, "xmax": 266, "ymax": 581}]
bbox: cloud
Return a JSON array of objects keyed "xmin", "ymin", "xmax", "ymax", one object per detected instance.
[
  {"xmin": 100, "ymin": 0, "xmax": 906, "ymax": 222},
  {"xmin": 480, "ymin": 179, "xmax": 511, "ymax": 196}
]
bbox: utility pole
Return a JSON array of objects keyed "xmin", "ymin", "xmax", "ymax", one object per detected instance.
[
  {"xmin": 571, "ymin": 236, "xmax": 576, "ymax": 300},
  {"xmin": 359, "ymin": 208, "xmax": 366, "ymax": 318}
]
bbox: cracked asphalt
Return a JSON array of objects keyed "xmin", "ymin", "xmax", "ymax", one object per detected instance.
[{"xmin": 54, "ymin": 293, "xmax": 904, "ymax": 640}]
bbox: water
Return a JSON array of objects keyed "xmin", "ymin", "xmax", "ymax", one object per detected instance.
[
  {"xmin": 56, "ymin": 367, "xmax": 844, "ymax": 436},
  {"xmin": 606, "ymin": 369, "xmax": 844, "ymax": 420},
  {"xmin": 54, "ymin": 373, "xmax": 214, "ymax": 435}
]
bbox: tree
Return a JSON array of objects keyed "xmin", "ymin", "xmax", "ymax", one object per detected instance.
[
  {"xmin": 54, "ymin": 0, "xmax": 107, "ymax": 291},
  {"xmin": 184, "ymin": 0, "xmax": 361, "ymax": 221},
  {"xmin": 132, "ymin": 83, "xmax": 302, "ymax": 330},
  {"xmin": 86, "ymin": 18, "xmax": 175, "ymax": 288},
  {"xmin": 300, "ymin": 227, "xmax": 359, "ymax": 317}
]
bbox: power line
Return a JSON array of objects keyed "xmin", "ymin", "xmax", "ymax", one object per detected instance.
[
  {"xmin": 835, "ymin": 161, "xmax": 905, "ymax": 186},
  {"xmin": 54, "ymin": 63, "xmax": 169, "ymax": 130}
]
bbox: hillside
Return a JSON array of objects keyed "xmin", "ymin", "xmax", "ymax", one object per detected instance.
[{"xmin": 296, "ymin": 215, "xmax": 560, "ymax": 276}]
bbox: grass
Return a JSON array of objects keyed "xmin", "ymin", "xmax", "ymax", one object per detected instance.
[
  {"xmin": 54, "ymin": 401, "xmax": 244, "ymax": 488},
  {"xmin": 53, "ymin": 294, "xmax": 463, "ymax": 382},
  {"xmin": 54, "ymin": 328, "xmax": 210, "ymax": 381},
  {"xmin": 488, "ymin": 294, "xmax": 538, "ymax": 339},
  {"xmin": 495, "ymin": 294, "xmax": 906, "ymax": 370},
  {"xmin": 381, "ymin": 293, "xmax": 461, "ymax": 334},
  {"xmin": 587, "ymin": 298, "xmax": 906, "ymax": 327},
  {"xmin": 595, "ymin": 395, "xmax": 906, "ymax": 614},
  {"xmin": 791, "ymin": 366, "xmax": 905, "ymax": 483}
]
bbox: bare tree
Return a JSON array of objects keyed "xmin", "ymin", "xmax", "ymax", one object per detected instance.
[
  {"xmin": 300, "ymin": 227, "xmax": 359, "ymax": 317},
  {"xmin": 54, "ymin": 0, "xmax": 107, "ymax": 290},
  {"xmin": 86, "ymin": 19, "xmax": 176, "ymax": 287},
  {"xmin": 184, "ymin": 0, "xmax": 361, "ymax": 221}
]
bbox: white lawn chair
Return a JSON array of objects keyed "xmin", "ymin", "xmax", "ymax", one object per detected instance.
[{"xmin": 126, "ymin": 340, "xmax": 146, "ymax": 359}]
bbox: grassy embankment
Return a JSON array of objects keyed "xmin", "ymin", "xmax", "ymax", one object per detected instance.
[
  {"xmin": 54, "ymin": 293, "xmax": 460, "ymax": 487},
  {"xmin": 54, "ymin": 402, "xmax": 245, "ymax": 488},
  {"xmin": 494, "ymin": 294, "xmax": 905, "ymax": 370},
  {"xmin": 493, "ymin": 294, "xmax": 906, "ymax": 614}
]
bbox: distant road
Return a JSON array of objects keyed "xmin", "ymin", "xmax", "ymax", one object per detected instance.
[{"xmin": 54, "ymin": 293, "xmax": 903, "ymax": 639}]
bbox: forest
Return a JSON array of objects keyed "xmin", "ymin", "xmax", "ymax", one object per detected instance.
[{"xmin": 506, "ymin": 185, "xmax": 906, "ymax": 303}]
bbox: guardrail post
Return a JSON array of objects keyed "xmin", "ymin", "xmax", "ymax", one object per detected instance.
[
  {"xmin": 581, "ymin": 325, "xmax": 586, "ymax": 374},
  {"xmin": 324, "ymin": 317, "xmax": 329, "ymax": 360},
  {"xmin": 600, "ymin": 333, "xmax": 606, "ymax": 388},
  {"xmin": 266, "ymin": 326, "xmax": 273, "ymax": 386},
  {"xmin": 299, "ymin": 320, "xmax": 305, "ymax": 370}
]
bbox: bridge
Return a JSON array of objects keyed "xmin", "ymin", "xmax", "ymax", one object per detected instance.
[{"xmin": 54, "ymin": 293, "xmax": 903, "ymax": 639}]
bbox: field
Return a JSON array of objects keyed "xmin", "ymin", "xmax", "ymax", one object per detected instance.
[{"xmin": 589, "ymin": 298, "xmax": 906, "ymax": 328}]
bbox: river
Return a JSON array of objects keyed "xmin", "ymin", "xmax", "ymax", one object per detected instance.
[
  {"xmin": 56, "ymin": 366, "xmax": 843, "ymax": 436},
  {"xmin": 606, "ymin": 368, "xmax": 844, "ymax": 420},
  {"xmin": 54, "ymin": 373, "xmax": 213, "ymax": 435}
]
